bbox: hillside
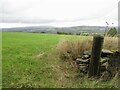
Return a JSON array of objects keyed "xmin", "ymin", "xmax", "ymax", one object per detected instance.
[{"xmin": 2, "ymin": 26, "xmax": 109, "ymax": 34}]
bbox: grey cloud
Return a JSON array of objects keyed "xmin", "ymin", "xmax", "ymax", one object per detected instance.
[
  {"xmin": 0, "ymin": 0, "xmax": 118, "ymax": 25},
  {"xmin": 1, "ymin": 16, "xmax": 57, "ymax": 24}
]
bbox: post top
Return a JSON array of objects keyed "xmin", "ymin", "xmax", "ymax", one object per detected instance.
[{"xmin": 94, "ymin": 35, "xmax": 104, "ymax": 39}]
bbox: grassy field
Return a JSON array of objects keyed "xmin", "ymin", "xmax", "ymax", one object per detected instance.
[{"xmin": 2, "ymin": 32, "xmax": 118, "ymax": 88}]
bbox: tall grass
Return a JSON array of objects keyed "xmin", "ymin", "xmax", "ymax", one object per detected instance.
[
  {"xmin": 57, "ymin": 36, "xmax": 118, "ymax": 60},
  {"xmin": 103, "ymin": 36, "xmax": 118, "ymax": 51},
  {"xmin": 57, "ymin": 37, "xmax": 93, "ymax": 60}
]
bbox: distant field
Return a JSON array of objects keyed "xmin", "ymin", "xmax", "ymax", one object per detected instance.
[{"xmin": 2, "ymin": 32, "xmax": 116, "ymax": 88}]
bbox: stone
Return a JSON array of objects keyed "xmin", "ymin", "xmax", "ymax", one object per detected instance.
[
  {"xmin": 76, "ymin": 58, "xmax": 83, "ymax": 64},
  {"xmin": 79, "ymin": 65, "xmax": 88, "ymax": 73},
  {"xmin": 82, "ymin": 55, "xmax": 90, "ymax": 59},
  {"xmin": 79, "ymin": 65, "xmax": 86, "ymax": 69},
  {"xmin": 76, "ymin": 58, "xmax": 90, "ymax": 64},
  {"xmin": 101, "ymin": 49, "xmax": 113, "ymax": 57},
  {"xmin": 100, "ymin": 57, "xmax": 109, "ymax": 65},
  {"xmin": 79, "ymin": 64, "xmax": 89, "ymax": 68}
]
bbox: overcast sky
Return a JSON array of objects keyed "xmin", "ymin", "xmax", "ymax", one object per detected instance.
[{"xmin": 0, "ymin": 0, "xmax": 119, "ymax": 28}]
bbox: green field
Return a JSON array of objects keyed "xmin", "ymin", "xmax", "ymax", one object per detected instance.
[{"xmin": 2, "ymin": 32, "xmax": 118, "ymax": 88}]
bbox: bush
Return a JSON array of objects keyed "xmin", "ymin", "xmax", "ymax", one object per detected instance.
[
  {"xmin": 107, "ymin": 27, "xmax": 117, "ymax": 37},
  {"xmin": 41, "ymin": 31, "xmax": 45, "ymax": 33},
  {"xmin": 57, "ymin": 32, "xmax": 74, "ymax": 35}
]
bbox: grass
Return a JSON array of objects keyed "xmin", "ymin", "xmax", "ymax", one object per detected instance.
[
  {"xmin": 2, "ymin": 32, "xmax": 60, "ymax": 88},
  {"xmin": 2, "ymin": 32, "xmax": 119, "ymax": 88},
  {"xmin": 57, "ymin": 37, "xmax": 92, "ymax": 60},
  {"xmin": 57, "ymin": 36, "xmax": 118, "ymax": 61},
  {"xmin": 103, "ymin": 36, "xmax": 118, "ymax": 51}
]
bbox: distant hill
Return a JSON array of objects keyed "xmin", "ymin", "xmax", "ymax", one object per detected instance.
[{"xmin": 2, "ymin": 26, "xmax": 117, "ymax": 34}]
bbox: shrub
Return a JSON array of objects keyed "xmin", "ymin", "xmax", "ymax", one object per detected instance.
[
  {"xmin": 107, "ymin": 27, "xmax": 117, "ymax": 37},
  {"xmin": 41, "ymin": 31, "xmax": 45, "ymax": 33}
]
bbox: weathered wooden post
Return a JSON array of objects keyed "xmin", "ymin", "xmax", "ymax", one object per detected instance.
[{"xmin": 88, "ymin": 35, "xmax": 104, "ymax": 77}]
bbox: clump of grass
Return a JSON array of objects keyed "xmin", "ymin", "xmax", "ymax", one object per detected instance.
[
  {"xmin": 56, "ymin": 38, "xmax": 93, "ymax": 60},
  {"xmin": 103, "ymin": 36, "xmax": 118, "ymax": 51}
]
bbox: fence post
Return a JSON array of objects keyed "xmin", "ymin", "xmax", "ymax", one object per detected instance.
[{"xmin": 88, "ymin": 35, "xmax": 104, "ymax": 77}]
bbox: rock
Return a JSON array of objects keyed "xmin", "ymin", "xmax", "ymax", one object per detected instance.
[
  {"xmin": 82, "ymin": 55, "xmax": 90, "ymax": 59},
  {"xmin": 102, "ymin": 49, "xmax": 113, "ymax": 54},
  {"xmin": 76, "ymin": 58, "xmax": 90, "ymax": 64},
  {"xmin": 100, "ymin": 57, "xmax": 109, "ymax": 65},
  {"xmin": 79, "ymin": 65, "xmax": 86, "ymax": 69},
  {"xmin": 102, "ymin": 62, "xmax": 108, "ymax": 68},
  {"xmin": 79, "ymin": 64, "xmax": 85, "ymax": 66},
  {"xmin": 100, "ymin": 58, "xmax": 109, "ymax": 73},
  {"xmin": 76, "ymin": 58, "xmax": 83, "ymax": 64},
  {"xmin": 101, "ymin": 49, "xmax": 113, "ymax": 57},
  {"xmin": 79, "ymin": 64, "xmax": 89, "ymax": 67},
  {"xmin": 79, "ymin": 65, "xmax": 88, "ymax": 73}
]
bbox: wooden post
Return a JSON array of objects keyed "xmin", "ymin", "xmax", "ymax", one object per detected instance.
[{"xmin": 88, "ymin": 35, "xmax": 104, "ymax": 77}]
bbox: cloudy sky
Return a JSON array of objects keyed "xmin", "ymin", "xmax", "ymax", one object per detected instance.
[{"xmin": 0, "ymin": 0, "xmax": 119, "ymax": 28}]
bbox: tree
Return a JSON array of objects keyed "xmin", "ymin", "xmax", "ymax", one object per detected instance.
[{"xmin": 107, "ymin": 27, "xmax": 117, "ymax": 37}]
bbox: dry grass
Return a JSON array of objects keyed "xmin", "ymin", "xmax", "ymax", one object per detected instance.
[
  {"xmin": 103, "ymin": 36, "xmax": 118, "ymax": 51},
  {"xmin": 109, "ymin": 68, "xmax": 120, "ymax": 88},
  {"xmin": 56, "ymin": 37, "xmax": 93, "ymax": 60},
  {"xmin": 57, "ymin": 36, "xmax": 118, "ymax": 60}
]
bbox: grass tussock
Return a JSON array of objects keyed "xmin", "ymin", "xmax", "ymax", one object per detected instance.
[
  {"xmin": 57, "ymin": 36, "xmax": 118, "ymax": 60},
  {"xmin": 57, "ymin": 37, "xmax": 93, "ymax": 60}
]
